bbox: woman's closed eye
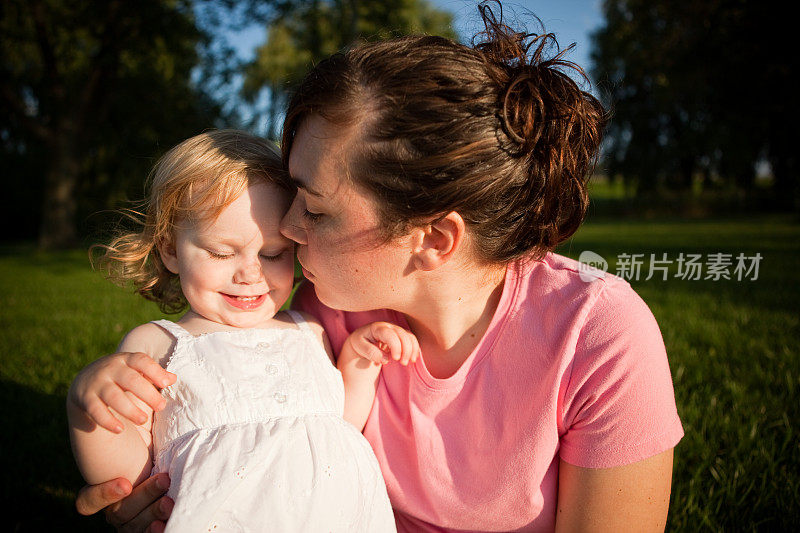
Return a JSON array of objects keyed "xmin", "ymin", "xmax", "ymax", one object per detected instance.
[
  {"xmin": 260, "ymin": 251, "xmax": 286, "ymax": 262},
  {"xmin": 303, "ymin": 209, "xmax": 323, "ymax": 223}
]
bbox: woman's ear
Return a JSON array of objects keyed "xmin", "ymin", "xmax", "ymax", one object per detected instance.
[
  {"xmin": 411, "ymin": 211, "xmax": 466, "ymax": 271},
  {"xmin": 158, "ymin": 238, "xmax": 180, "ymax": 274}
]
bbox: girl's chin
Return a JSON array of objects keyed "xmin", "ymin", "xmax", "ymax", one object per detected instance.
[{"xmin": 224, "ymin": 317, "xmax": 271, "ymax": 329}]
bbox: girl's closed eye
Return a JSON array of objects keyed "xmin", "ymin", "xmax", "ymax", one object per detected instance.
[{"xmin": 207, "ymin": 249, "xmax": 234, "ymax": 260}]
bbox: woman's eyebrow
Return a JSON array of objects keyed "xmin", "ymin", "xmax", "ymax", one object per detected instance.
[{"xmin": 289, "ymin": 176, "xmax": 324, "ymax": 197}]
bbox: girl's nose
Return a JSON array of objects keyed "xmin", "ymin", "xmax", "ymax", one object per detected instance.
[
  {"xmin": 233, "ymin": 259, "xmax": 262, "ymax": 284},
  {"xmin": 279, "ymin": 195, "xmax": 308, "ymax": 245}
]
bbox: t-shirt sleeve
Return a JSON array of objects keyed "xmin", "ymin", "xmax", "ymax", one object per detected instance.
[{"xmin": 558, "ymin": 277, "xmax": 684, "ymax": 468}]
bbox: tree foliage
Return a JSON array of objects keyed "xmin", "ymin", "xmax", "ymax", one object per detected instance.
[
  {"xmin": 592, "ymin": 0, "xmax": 797, "ymax": 206},
  {"xmin": 0, "ymin": 0, "xmax": 222, "ymax": 248},
  {"xmin": 242, "ymin": 0, "xmax": 456, "ymax": 139}
]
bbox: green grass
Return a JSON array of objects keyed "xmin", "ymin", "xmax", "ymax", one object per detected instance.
[{"xmin": 2, "ymin": 214, "xmax": 799, "ymax": 531}]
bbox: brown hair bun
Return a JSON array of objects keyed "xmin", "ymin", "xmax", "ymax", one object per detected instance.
[{"xmin": 283, "ymin": 0, "xmax": 606, "ymax": 263}]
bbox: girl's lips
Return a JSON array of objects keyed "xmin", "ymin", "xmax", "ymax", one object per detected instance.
[{"xmin": 221, "ymin": 293, "xmax": 267, "ymax": 310}]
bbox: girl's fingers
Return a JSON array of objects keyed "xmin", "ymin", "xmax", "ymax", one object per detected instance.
[
  {"xmin": 371, "ymin": 324, "xmax": 402, "ymax": 362},
  {"xmin": 125, "ymin": 352, "xmax": 176, "ymax": 389},
  {"xmin": 84, "ymin": 398, "xmax": 125, "ymax": 434},
  {"xmin": 75, "ymin": 478, "xmax": 132, "ymax": 516},
  {"xmin": 396, "ymin": 330, "xmax": 413, "ymax": 365},
  {"xmin": 106, "ymin": 473, "xmax": 172, "ymax": 529},
  {"xmin": 410, "ymin": 333, "xmax": 421, "ymax": 363},
  {"xmin": 98, "ymin": 385, "xmax": 149, "ymax": 426},
  {"xmin": 351, "ymin": 335, "xmax": 386, "ymax": 364}
]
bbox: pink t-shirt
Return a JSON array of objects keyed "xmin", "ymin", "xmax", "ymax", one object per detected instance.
[{"xmin": 293, "ymin": 253, "xmax": 684, "ymax": 532}]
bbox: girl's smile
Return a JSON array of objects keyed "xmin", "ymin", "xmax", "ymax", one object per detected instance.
[{"xmin": 221, "ymin": 292, "xmax": 268, "ymax": 310}]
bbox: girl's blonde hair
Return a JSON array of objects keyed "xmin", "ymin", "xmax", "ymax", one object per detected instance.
[{"xmin": 95, "ymin": 130, "xmax": 290, "ymax": 313}]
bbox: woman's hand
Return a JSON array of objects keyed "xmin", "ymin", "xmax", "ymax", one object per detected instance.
[
  {"xmin": 68, "ymin": 351, "xmax": 176, "ymax": 433},
  {"xmin": 75, "ymin": 473, "xmax": 174, "ymax": 532}
]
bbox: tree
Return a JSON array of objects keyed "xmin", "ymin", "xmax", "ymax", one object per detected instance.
[
  {"xmin": 0, "ymin": 0, "xmax": 221, "ymax": 249},
  {"xmin": 591, "ymin": 0, "xmax": 798, "ymax": 207},
  {"xmin": 242, "ymin": 0, "xmax": 457, "ymax": 140}
]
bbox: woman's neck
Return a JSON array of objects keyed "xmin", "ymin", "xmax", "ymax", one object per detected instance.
[{"xmin": 401, "ymin": 263, "xmax": 507, "ymax": 379}]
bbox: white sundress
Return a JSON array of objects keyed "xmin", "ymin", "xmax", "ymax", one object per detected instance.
[{"xmin": 150, "ymin": 311, "xmax": 396, "ymax": 532}]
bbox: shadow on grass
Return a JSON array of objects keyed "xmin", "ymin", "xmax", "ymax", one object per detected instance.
[{"xmin": 1, "ymin": 379, "xmax": 109, "ymax": 532}]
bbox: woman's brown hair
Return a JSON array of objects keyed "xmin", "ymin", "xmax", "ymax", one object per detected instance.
[{"xmin": 282, "ymin": 0, "xmax": 606, "ymax": 263}]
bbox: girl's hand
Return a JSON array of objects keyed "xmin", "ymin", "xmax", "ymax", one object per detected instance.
[
  {"xmin": 75, "ymin": 473, "xmax": 173, "ymax": 532},
  {"xmin": 348, "ymin": 322, "xmax": 420, "ymax": 366},
  {"xmin": 68, "ymin": 352, "xmax": 177, "ymax": 434}
]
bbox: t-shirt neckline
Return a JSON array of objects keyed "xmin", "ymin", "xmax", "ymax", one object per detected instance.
[{"xmin": 394, "ymin": 260, "xmax": 524, "ymax": 391}]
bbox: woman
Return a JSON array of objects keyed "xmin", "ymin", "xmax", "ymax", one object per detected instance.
[{"xmin": 76, "ymin": 4, "xmax": 682, "ymax": 531}]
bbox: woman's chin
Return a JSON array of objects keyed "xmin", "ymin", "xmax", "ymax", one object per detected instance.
[{"xmin": 313, "ymin": 284, "xmax": 378, "ymax": 313}]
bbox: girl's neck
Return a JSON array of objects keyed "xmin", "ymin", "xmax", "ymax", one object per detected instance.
[
  {"xmin": 401, "ymin": 262, "xmax": 507, "ymax": 379},
  {"xmin": 176, "ymin": 310, "xmax": 294, "ymax": 336}
]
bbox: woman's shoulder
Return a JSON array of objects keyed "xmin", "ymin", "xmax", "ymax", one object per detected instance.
[
  {"xmin": 521, "ymin": 252, "xmax": 634, "ymax": 295},
  {"xmin": 514, "ymin": 253, "xmax": 652, "ymax": 334}
]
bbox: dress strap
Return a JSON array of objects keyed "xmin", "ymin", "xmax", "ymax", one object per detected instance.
[
  {"xmin": 151, "ymin": 319, "xmax": 192, "ymax": 341},
  {"xmin": 285, "ymin": 310, "xmax": 313, "ymax": 334}
]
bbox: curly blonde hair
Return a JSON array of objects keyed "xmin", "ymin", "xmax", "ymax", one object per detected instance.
[{"xmin": 94, "ymin": 130, "xmax": 290, "ymax": 313}]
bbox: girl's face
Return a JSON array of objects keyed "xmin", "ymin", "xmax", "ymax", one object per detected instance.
[
  {"xmin": 162, "ymin": 182, "xmax": 295, "ymax": 328},
  {"xmin": 280, "ymin": 115, "xmax": 414, "ymax": 312}
]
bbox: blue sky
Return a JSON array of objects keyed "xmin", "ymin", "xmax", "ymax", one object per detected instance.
[
  {"xmin": 230, "ymin": 1, "xmax": 603, "ymax": 71},
  {"xmin": 431, "ymin": 0, "xmax": 603, "ymax": 72},
  {"xmin": 226, "ymin": 1, "xmax": 604, "ymax": 128}
]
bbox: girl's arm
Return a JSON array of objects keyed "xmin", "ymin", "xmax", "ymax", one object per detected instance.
[
  {"xmin": 67, "ymin": 323, "xmax": 175, "ymax": 486},
  {"xmin": 337, "ymin": 322, "xmax": 419, "ymax": 431}
]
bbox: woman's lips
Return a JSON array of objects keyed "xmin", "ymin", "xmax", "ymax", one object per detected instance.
[
  {"xmin": 221, "ymin": 293, "xmax": 267, "ymax": 310},
  {"xmin": 297, "ymin": 255, "xmax": 314, "ymax": 280}
]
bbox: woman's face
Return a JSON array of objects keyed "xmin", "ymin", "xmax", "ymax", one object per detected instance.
[{"xmin": 280, "ymin": 115, "xmax": 414, "ymax": 312}]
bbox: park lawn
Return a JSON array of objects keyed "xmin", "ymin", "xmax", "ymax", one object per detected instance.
[{"xmin": 1, "ymin": 214, "xmax": 798, "ymax": 531}]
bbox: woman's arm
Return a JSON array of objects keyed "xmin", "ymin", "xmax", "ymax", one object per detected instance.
[
  {"xmin": 555, "ymin": 449, "xmax": 674, "ymax": 532},
  {"xmin": 67, "ymin": 324, "xmax": 175, "ymax": 485}
]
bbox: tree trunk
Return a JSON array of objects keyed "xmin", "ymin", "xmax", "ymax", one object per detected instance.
[
  {"xmin": 38, "ymin": 138, "xmax": 80, "ymax": 249},
  {"xmin": 266, "ymin": 85, "xmax": 281, "ymax": 141}
]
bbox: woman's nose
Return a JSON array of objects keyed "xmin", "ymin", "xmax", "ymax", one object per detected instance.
[
  {"xmin": 233, "ymin": 259, "xmax": 262, "ymax": 284},
  {"xmin": 280, "ymin": 195, "xmax": 308, "ymax": 245}
]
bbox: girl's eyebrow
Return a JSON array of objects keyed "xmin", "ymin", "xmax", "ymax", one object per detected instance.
[{"xmin": 289, "ymin": 176, "xmax": 324, "ymax": 197}]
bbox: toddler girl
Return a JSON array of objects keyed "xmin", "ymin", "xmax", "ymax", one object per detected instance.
[{"xmin": 67, "ymin": 130, "xmax": 414, "ymax": 532}]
